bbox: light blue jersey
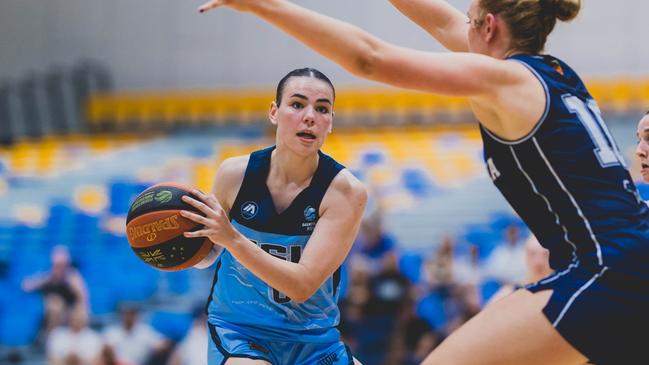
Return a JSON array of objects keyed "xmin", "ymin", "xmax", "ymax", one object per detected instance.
[{"xmin": 206, "ymin": 146, "xmax": 345, "ymax": 344}]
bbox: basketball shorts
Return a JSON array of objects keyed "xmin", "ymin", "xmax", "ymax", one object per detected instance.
[
  {"xmin": 526, "ymin": 263, "xmax": 649, "ymax": 365},
  {"xmin": 207, "ymin": 322, "xmax": 354, "ymax": 365}
]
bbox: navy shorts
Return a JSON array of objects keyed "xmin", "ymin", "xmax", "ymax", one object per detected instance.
[
  {"xmin": 207, "ymin": 322, "xmax": 354, "ymax": 365},
  {"xmin": 526, "ymin": 263, "xmax": 649, "ymax": 365}
]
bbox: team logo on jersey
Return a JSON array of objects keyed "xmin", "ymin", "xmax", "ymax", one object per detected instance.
[
  {"xmin": 304, "ymin": 206, "xmax": 316, "ymax": 222},
  {"xmin": 241, "ymin": 201, "xmax": 259, "ymax": 220}
]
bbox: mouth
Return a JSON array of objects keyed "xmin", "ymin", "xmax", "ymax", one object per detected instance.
[
  {"xmin": 642, "ymin": 163, "xmax": 649, "ymax": 170},
  {"xmin": 296, "ymin": 131, "xmax": 316, "ymax": 141}
]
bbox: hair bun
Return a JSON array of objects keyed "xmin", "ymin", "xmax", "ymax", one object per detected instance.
[{"xmin": 541, "ymin": 0, "xmax": 581, "ymax": 21}]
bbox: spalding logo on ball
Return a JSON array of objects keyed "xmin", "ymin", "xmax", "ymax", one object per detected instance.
[{"xmin": 125, "ymin": 182, "xmax": 212, "ymax": 271}]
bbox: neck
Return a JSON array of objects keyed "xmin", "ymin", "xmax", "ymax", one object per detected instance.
[{"xmin": 269, "ymin": 145, "xmax": 319, "ymax": 186}]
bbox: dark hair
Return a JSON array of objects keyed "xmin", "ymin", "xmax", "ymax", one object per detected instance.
[
  {"xmin": 645, "ymin": 109, "xmax": 649, "ymax": 116},
  {"xmin": 275, "ymin": 68, "xmax": 335, "ymax": 106},
  {"xmin": 478, "ymin": 0, "xmax": 581, "ymax": 54}
]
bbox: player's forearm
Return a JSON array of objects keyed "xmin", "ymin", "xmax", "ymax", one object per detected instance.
[
  {"xmin": 226, "ymin": 233, "xmax": 317, "ymax": 303},
  {"xmin": 251, "ymin": 0, "xmax": 384, "ymax": 79},
  {"xmin": 388, "ymin": 0, "xmax": 469, "ymax": 52}
]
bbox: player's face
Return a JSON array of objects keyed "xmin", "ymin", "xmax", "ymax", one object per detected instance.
[
  {"xmin": 635, "ymin": 114, "xmax": 649, "ymax": 183},
  {"xmin": 270, "ymin": 77, "xmax": 334, "ymax": 156},
  {"xmin": 466, "ymin": 0, "xmax": 487, "ymax": 55}
]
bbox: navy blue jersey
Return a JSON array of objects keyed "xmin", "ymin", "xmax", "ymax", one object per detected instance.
[
  {"xmin": 206, "ymin": 146, "xmax": 346, "ymax": 343},
  {"xmin": 480, "ymin": 54, "xmax": 649, "ymax": 276}
]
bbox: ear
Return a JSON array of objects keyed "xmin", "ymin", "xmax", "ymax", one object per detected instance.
[
  {"xmin": 483, "ymin": 13, "xmax": 496, "ymax": 42},
  {"xmin": 269, "ymin": 101, "xmax": 279, "ymax": 126},
  {"xmin": 329, "ymin": 111, "xmax": 334, "ymax": 133}
]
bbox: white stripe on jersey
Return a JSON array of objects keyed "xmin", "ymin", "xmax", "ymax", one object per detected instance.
[
  {"xmin": 533, "ymin": 138, "xmax": 604, "ymax": 266},
  {"xmin": 552, "ymin": 266, "xmax": 608, "ymax": 327}
]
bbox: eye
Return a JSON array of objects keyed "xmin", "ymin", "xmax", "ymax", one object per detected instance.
[
  {"xmin": 291, "ymin": 101, "xmax": 304, "ymax": 109},
  {"xmin": 316, "ymin": 106, "xmax": 329, "ymax": 114}
]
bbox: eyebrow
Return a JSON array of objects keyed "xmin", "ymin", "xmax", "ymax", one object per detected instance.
[{"xmin": 289, "ymin": 93, "xmax": 332, "ymax": 105}]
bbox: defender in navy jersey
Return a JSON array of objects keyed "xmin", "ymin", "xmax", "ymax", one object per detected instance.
[
  {"xmin": 180, "ymin": 68, "xmax": 366, "ymax": 365},
  {"xmin": 198, "ymin": 0, "xmax": 648, "ymax": 364}
]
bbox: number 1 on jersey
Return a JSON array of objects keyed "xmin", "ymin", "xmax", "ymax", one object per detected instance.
[{"xmin": 562, "ymin": 95, "xmax": 626, "ymax": 168}]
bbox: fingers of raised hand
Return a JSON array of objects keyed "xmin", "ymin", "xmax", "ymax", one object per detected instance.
[{"xmin": 198, "ymin": 0, "xmax": 224, "ymax": 13}]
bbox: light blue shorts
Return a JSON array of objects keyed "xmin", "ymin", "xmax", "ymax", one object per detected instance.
[{"xmin": 207, "ymin": 322, "xmax": 354, "ymax": 365}]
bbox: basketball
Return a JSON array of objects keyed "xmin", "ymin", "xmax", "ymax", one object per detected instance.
[{"xmin": 125, "ymin": 182, "xmax": 213, "ymax": 271}]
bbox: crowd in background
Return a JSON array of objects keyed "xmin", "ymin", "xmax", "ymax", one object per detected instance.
[{"xmin": 8, "ymin": 201, "xmax": 547, "ymax": 365}]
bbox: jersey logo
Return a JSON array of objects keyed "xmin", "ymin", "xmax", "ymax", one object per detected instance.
[
  {"xmin": 487, "ymin": 158, "xmax": 501, "ymax": 181},
  {"xmin": 304, "ymin": 206, "xmax": 316, "ymax": 222},
  {"xmin": 241, "ymin": 201, "xmax": 259, "ymax": 220}
]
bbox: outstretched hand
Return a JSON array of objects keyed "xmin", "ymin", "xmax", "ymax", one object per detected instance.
[
  {"xmin": 197, "ymin": 0, "xmax": 260, "ymax": 13},
  {"xmin": 180, "ymin": 189, "xmax": 240, "ymax": 248}
]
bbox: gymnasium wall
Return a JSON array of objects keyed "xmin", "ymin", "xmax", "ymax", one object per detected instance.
[{"xmin": 1, "ymin": 0, "xmax": 647, "ymax": 91}]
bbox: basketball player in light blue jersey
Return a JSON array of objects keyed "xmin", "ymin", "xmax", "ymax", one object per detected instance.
[
  {"xmin": 636, "ymin": 111, "xmax": 649, "ymax": 183},
  {"xmin": 196, "ymin": 0, "xmax": 649, "ymax": 364},
  {"xmin": 180, "ymin": 68, "xmax": 366, "ymax": 365}
]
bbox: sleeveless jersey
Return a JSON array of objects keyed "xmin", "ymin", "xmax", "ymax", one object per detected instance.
[
  {"xmin": 480, "ymin": 54, "xmax": 649, "ymax": 276},
  {"xmin": 206, "ymin": 146, "xmax": 346, "ymax": 343}
]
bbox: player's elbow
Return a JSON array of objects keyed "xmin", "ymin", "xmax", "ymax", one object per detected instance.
[
  {"xmin": 349, "ymin": 38, "xmax": 383, "ymax": 80},
  {"xmin": 289, "ymin": 287, "xmax": 317, "ymax": 304},
  {"xmin": 288, "ymin": 276, "xmax": 322, "ymax": 304}
]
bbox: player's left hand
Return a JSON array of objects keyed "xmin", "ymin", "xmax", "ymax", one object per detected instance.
[{"xmin": 180, "ymin": 189, "xmax": 240, "ymax": 248}]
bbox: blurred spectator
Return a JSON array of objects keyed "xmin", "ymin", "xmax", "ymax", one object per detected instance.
[
  {"xmin": 168, "ymin": 307, "xmax": 208, "ymax": 365},
  {"xmin": 102, "ymin": 304, "xmax": 168, "ymax": 365},
  {"xmin": 453, "ymin": 244, "xmax": 482, "ymax": 287},
  {"xmin": 486, "ymin": 234, "xmax": 553, "ymax": 305},
  {"xmin": 22, "ymin": 245, "xmax": 89, "ymax": 335},
  {"xmin": 482, "ymin": 223, "xmax": 526, "ymax": 284},
  {"xmin": 398, "ymin": 301, "xmax": 439, "ymax": 365},
  {"xmin": 46, "ymin": 309, "xmax": 101, "ymax": 365},
  {"xmin": 352, "ymin": 209, "xmax": 398, "ymax": 276},
  {"xmin": 422, "ymin": 235, "xmax": 455, "ymax": 294}
]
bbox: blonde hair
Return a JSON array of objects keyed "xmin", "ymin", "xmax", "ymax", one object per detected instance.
[{"xmin": 478, "ymin": 0, "xmax": 581, "ymax": 54}]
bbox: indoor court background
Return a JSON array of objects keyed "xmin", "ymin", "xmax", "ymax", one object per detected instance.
[{"xmin": 1, "ymin": 1, "xmax": 648, "ymax": 364}]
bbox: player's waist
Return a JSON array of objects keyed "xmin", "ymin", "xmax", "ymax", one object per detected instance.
[{"xmin": 208, "ymin": 316, "xmax": 341, "ymax": 343}]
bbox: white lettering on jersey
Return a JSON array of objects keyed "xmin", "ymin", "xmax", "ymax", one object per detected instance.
[{"xmin": 487, "ymin": 158, "xmax": 501, "ymax": 181}]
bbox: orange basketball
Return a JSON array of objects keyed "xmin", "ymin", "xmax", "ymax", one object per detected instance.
[{"xmin": 125, "ymin": 182, "xmax": 212, "ymax": 271}]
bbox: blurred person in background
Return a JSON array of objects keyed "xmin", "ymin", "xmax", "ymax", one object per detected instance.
[
  {"xmin": 102, "ymin": 304, "xmax": 168, "ymax": 365},
  {"xmin": 352, "ymin": 208, "xmax": 398, "ymax": 276},
  {"xmin": 486, "ymin": 234, "xmax": 553, "ymax": 305},
  {"xmin": 46, "ymin": 309, "xmax": 101, "ymax": 365},
  {"xmin": 22, "ymin": 245, "xmax": 89, "ymax": 336},
  {"xmin": 168, "ymin": 307, "xmax": 208, "ymax": 365},
  {"xmin": 635, "ymin": 110, "xmax": 649, "ymax": 184},
  {"xmin": 482, "ymin": 223, "xmax": 526, "ymax": 284}
]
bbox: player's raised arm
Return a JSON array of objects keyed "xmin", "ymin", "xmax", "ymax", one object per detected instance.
[
  {"xmin": 197, "ymin": 0, "xmax": 521, "ymax": 98},
  {"xmin": 388, "ymin": 0, "xmax": 469, "ymax": 52}
]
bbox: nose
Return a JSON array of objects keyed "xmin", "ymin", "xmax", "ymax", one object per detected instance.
[
  {"xmin": 636, "ymin": 142, "xmax": 647, "ymax": 159},
  {"xmin": 302, "ymin": 106, "xmax": 315, "ymax": 126}
]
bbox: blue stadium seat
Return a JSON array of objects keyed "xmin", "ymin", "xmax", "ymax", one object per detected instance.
[
  {"xmin": 401, "ymin": 168, "xmax": 438, "ymax": 197},
  {"xmin": 149, "ymin": 310, "xmax": 193, "ymax": 342},
  {"xmin": 416, "ymin": 292, "xmax": 447, "ymax": 330},
  {"xmin": 398, "ymin": 252, "xmax": 423, "ymax": 284}
]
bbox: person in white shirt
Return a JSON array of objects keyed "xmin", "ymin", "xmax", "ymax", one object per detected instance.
[
  {"xmin": 102, "ymin": 305, "xmax": 167, "ymax": 365},
  {"xmin": 46, "ymin": 309, "xmax": 101, "ymax": 365},
  {"xmin": 168, "ymin": 308, "xmax": 208, "ymax": 365}
]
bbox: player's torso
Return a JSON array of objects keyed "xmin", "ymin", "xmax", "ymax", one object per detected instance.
[
  {"xmin": 480, "ymin": 54, "xmax": 649, "ymax": 275},
  {"xmin": 207, "ymin": 146, "xmax": 345, "ymax": 342}
]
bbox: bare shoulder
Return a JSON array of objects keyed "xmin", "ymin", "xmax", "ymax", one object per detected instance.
[
  {"xmin": 216, "ymin": 155, "xmax": 249, "ymax": 182},
  {"xmin": 213, "ymin": 155, "xmax": 250, "ymax": 211},
  {"xmin": 324, "ymin": 169, "xmax": 368, "ymax": 210}
]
